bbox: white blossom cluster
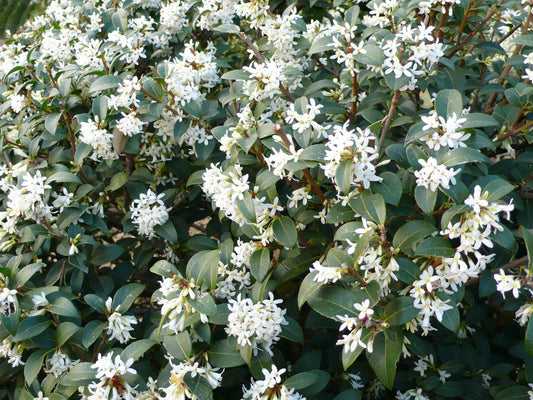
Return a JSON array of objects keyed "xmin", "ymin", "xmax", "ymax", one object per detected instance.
[
  {"xmin": 130, "ymin": 189, "xmax": 170, "ymax": 238},
  {"xmin": 215, "ymin": 240, "xmax": 255, "ymax": 299},
  {"xmin": 85, "ymin": 352, "xmax": 137, "ymax": 400},
  {"xmin": 46, "ymin": 349, "xmax": 79, "ymax": 378},
  {"xmin": 336, "ymin": 299, "xmax": 375, "ymax": 354},
  {"xmin": 242, "ymin": 365, "xmax": 305, "ymax": 400},
  {"xmin": 226, "ymin": 293, "xmax": 288, "ymax": 355},
  {"xmin": 79, "ymin": 119, "xmax": 117, "ymax": 161},
  {"xmin": 414, "ymin": 157, "xmax": 459, "ymax": 192},
  {"xmin": 159, "ymin": 358, "xmax": 222, "ymax": 400},
  {"xmin": 105, "ymin": 297, "xmax": 137, "ymax": 344},
  {"xmin": 419, "ymin": 110, "xmax": 470, "ymax": 151},
  {"xmin": 321, "ymin": 122, "xmax": 382, "ymax": 193},
  {"xmin": 0, "ymin": 338, "xmax": 24, "ymax": 367},
  {"xmin": 156, "ymin": 275, "xmax": 208, "ymax": 334}
]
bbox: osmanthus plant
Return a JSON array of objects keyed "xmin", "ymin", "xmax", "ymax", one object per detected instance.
[{"xmin": 1, "ymin": 0, "xmax": 533, "ymax": 399}]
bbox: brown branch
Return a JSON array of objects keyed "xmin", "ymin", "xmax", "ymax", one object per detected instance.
[
  {"xmin": 483, "ymin": 6, "xmax": 533, "ymax": 112},
  {"xmin": 349, "ymin": 73, "xmax": 359, "ymax": 123},
  {"xmin": 378, "ymin": 90, "xmax": 400, "ymax": 155},
  {"xmin": 447, "ymin": 0, "xmax": 505, "ymax": 59},
  {"xmin": 497, "ymin": 120, "xmax": 533, "ymax": 141}
]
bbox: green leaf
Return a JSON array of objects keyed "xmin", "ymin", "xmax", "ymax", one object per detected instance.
[
  {"xmin": 308, "ymin": 286, "xmax": 358, "ymax": 320},
  {"xmin": 13, "ymin": 316, "xmax": 51, "ymax": 341},
  {"xmin": 84, "ymin": 294, "xmax": 106, "ymax": 314},
  {"xmin": 186, "ymin": 250, "xmax": 220, "ymax": 290},
  {"xmin": 273, "ymin": 216, "xmax": 298, "ymax": 249},
  {"xmin": 250, "ymin": 248, "xmax": 270, "ymax": 282},
  {"xmin": 106, "ymin": 172, "xmax": 128, "ymax": 191},
  {"xmin": 121, "ymin": 339, "xmax": 156, "ymax": 362},
  {"xmin": 372, "ymin": 172, "xmax": 402, "ymax": 206},
  {"xmin": 284, "ymin": 370, "xmax": 330, "ymax": 395},
  {"xmin": 209, "ymin": 339, "xmax": 245, "ymax": 368},
  {"xmin": 441, "ymin": 147, "xmax": 490, "ymax": 167},
  {"xmin": 494, "ymin": 386, "xmax": 529, "ymax": 400},
  {"xmin": 91, "ymin": 244, "xmax": 124, "ymax": 266},
  {"xmin": 523, "ymin": 227, "xmax": 533, "ymax": 274},
  {"xmin": 349, "ymin": 193, "xmax": 386, "ymax": 225},
  {"xmin": 334, "ymin": 389, "xmax": 362, "ymax": 400},
  {"xmin": 298, "ymin": 271, "xmax": 323, "ymax": 308},
  {"xmin": 213, "ymin": 23, "xmax": 240, "ymax": 33},
  {"xmin": 414, "ymin": 185, "xmax": 437, "ymax": 214},
  {"xmin": 308, "ymin": 36, "xmax": 334, "ymax": 55},
  {"xmin": 188, "ymin": 293, "xmax": 218, "ymax": 316},
  {"xmin": 383, "ymin": 297, "xmax": 419, "ymax": 325},
  {"xmin": 392, "ymin": 221, "xmax": 437, "ymax": 253},
  {"xmin": 163, "ymin": 332, "xmax": 192, "ymax": 361},
  {"xmin": 24, "ymin": 349, "xmax": 49, "ymax": 385},
  {"xmin": 154, "ymin": 219, "xmax": 178, "ymax": 243},
  {"xmin": 48, "ymin": 297, "xmax": 81, "ymax": 318},
  {"xmin": 61, "ymin": 362, "xmax": 97, "ymax": 386},
  {"xmin": 89, "ymin": 75, "xmax": 122, "ymax": 93},
  {"xmin": 82, "ymin": 320, "xmax": 106, "ymax": 348},
  {"xmin": 367, "ymin": 329, "xmax": 403, "ymax": 390},
  {"xmin": 92, "ymin": 96, "xmax": 108, "ymax": 121},
  {"xmin": 235, "ymin": 192, "xmax": 257, "ymax": 223},
  {"xmin": 56, "ymin": 322, "xmax": 80, "ymax": 346},
  {"xmin": 354, "ymin": 44, "xmax": 384, "ymax": 66},
  {"xmin": 336, "ymin": 159, "xmax": 354, "ymax": 194},
  {"xmin": 46, "ymin": 171, "xmax": 82, "ymax": 184},
  {"xmin": 461, "ymin": 113, "xmax": 498, "ymax": 128},
  {"xmin": 45, "ymin": 113, "xmax": 62, "ymax": 135},
  {"xmin": 150, "ymin": 260, "xmax": 180, "ymax": 278},
  {"xmin": 183, "ymin": 373, "xmax": 213, "ymax": 400},
  {"xmin": 221, "ymin": 69, "xmax": 251, "ymax": 80},
  {"xmin": 280, "ymin": 316, "xmax": 304, "ymax": 344},
  {"xmin": 435, "ymin": 89, "xmax": 463, "ymax": 119},
  {"xmin": 395, "ymin": 258, "xmax": 420, "ymax": 284},
  {"xmin": 415, "ymin": 237, "xmax": 455, "ymax": 258},
  {"xmin": 113, "ymin": 283, "xmax": 145, "ymax": 313},
  {"xmin": 526, "ymin": 316, "xmax": 533, "ymax": 356}
]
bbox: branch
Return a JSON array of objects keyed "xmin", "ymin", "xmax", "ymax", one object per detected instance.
[{"xmin": 378, "ymin": 90, "xmax": 400, "ymax": 155}]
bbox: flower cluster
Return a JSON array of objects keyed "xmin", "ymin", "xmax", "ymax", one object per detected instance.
[
  {"xmin": 414, "ymin": 157, "xmax": 459, "ymax": 192},
  {"xmin": 105, "ymin": 297, "xmax": 137, "ymax": 344},
  {"xmin": 130, "ymin": 189, "xmax": 170, "ymax": 238},
  {"xmin": 226, "ymin": 293, "xmax": 288, "ymax": 355},
  {"xmin": 242, "ymin": 365, "xmax": 305, "ymax": 400}
]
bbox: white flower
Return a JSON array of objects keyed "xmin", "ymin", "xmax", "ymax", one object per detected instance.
[
  {"xmin": 130, "ymin": 189, "xmax": 170, "ymax": 238},
  {"xmin": 33, "ymin": 391, "xmax": 49, "ymax": 400},
  {"xmin": 105, "ymin": 297, "xmax": 137, "ymax": 344},
  {"xmin": 310, "ymin": 261, "xmax": 343, "ymax": 284},
  {"xmin": 354, "ymin": 299, "xmax": 374, "ymax": 320},
  {"xmin": 414, "ymin": 157, "xmax": 459, "ymax": 191}
]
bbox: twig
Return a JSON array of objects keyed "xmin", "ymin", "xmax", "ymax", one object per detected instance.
[
  {"xmin": 378, "ymin": 90, "xmax": 400, "ymax": 155},
  {"xmin": 349, "ymin": 73, "xmax": 359, "ymax": 123}
]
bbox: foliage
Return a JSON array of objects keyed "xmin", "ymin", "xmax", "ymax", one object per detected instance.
[{"xmin": 0, "ymin": 0, "xmax": 533, "ymax": 399}]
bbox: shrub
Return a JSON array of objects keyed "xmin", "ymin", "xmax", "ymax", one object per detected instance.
[{"xmin": 0, "ymin": 0, "xmax": 533, "ymax": 399}]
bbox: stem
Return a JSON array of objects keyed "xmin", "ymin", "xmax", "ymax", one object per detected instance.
[
  {"xmin": 378, "ymin": 90, "xmax": 400, "ymax": 156},
  {"xmin": 483, "ymin": 6, "xmax": 533, "ymax": 112},
  {"xmin": 447, "ymin": 0, "xmax": 504, "ymax": 59},
  {"xmin": 349, "ymin": 73, "xmax": 359, "ymax": 123}
]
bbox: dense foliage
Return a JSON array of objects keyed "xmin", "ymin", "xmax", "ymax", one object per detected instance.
[
  {"xmin": 1, "ymin": 0, "xmax": 533, "ymax": 399},
  {"xmin": 0, "ymin": 0, "xmax": 42, "ymax": 38}
]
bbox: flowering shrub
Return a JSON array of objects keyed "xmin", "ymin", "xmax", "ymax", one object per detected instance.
[{"xmin": 1, "ymin": 0, "xmax": 533, "ymax": 399}]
